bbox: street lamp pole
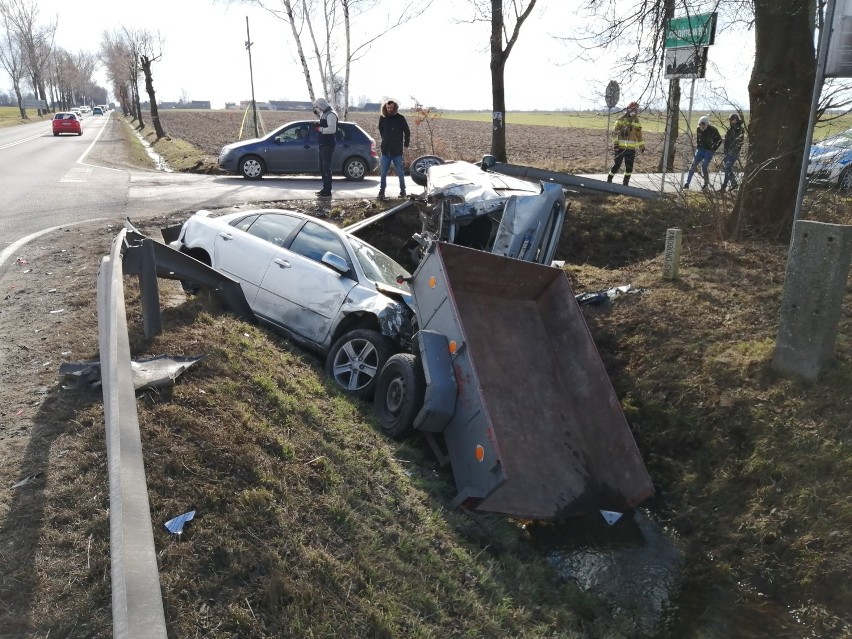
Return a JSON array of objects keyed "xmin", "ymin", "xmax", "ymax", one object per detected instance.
[{"xmin": 245, "ymin": 16, "xmax": 259, "ymax": 139}]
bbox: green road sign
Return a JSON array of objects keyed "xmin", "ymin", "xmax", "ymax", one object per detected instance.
[{"xmin": 665, "ymin": 12, "xmax": 717, "ymax": 49}]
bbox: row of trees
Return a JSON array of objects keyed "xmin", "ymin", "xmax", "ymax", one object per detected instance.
[
  {"xmin": 0, "ymin": 0, "xmax": 107, "ymax": 117},
  {"xmin": 0, "ymin": 0, "xmax": 170, "ymax": 139}
]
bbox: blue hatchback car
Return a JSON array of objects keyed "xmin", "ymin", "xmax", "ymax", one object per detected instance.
[{"xmin": 218, "ymin": 120, "xmax": 379, "ymax": 181}]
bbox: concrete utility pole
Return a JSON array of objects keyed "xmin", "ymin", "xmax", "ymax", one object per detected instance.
[{"xmin": 245, "ymin": 16, "xmax": 259, "ymax": 139}]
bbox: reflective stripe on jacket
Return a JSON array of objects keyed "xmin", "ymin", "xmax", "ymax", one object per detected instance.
[{"xmin": 612, "ymin": 115, "xmax": 645, "ymax": 150}]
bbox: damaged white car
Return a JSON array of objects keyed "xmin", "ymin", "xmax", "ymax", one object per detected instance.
[{"xmin": 169, "ymin": 209, "xmax": 415, "ymax": 398}]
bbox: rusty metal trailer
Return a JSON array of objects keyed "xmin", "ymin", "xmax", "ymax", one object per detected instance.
[{"xmin": 374, "ymin": 242, "xmax": 653, "ymax": 520}]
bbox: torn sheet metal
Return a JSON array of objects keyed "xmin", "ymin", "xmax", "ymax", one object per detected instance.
[
  {"xmin": 576, "ymin": 285, "xmax": 648, "ymax": 306},
  {"xmin": 60, "ymin": 355, "xmax": 204, "ymax": 391},
  {"xmin": 600, "ymin": 510, "xmax": 624, "ymax": 525},
  {"xmin": 164, "ymin": 510, "xmax": 195, "ymax": 535}
]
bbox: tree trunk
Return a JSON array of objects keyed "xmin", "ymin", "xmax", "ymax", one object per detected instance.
[
  {"xmin": 140, "ymin": 55, "xmax": 165, "ymax": 138},
  {"xmin": 490, "ymin": 0, "xmax": 507, "ymax": 162},
  {"xmin": 658, "ymin": 79, "xmax": 680, "ymax": 171},
  {"xmin": 727, "ymin": 0, "xmax": 815, "ymax": 240}
]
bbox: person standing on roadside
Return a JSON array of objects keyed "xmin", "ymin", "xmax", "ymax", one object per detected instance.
[
  {"xmin": 607, "ymin": 101, "xmax": 645, "ymax": 186},
  {"xmin": 720, "ymin": 113, "xmax": 745, "ymax": 193},
  {"xmin": 684, "ymin": 115, "xmax": 722, "ymax": 191},
  {"xmin": 377, "ymin": 98, "xmax": 410, "ymax": 201},
  {"xmin": 313, "ymin": 97, "xmax": 338, "ymax": 197}
]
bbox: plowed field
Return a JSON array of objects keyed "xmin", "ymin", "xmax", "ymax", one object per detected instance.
[{"xmin": 154, "ymin": 109, "xmax": 664, "ymax": 174}]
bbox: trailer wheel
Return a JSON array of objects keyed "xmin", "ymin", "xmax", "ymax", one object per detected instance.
[
  {"xmin": 374, "ymin": 353, "xmax": 425, "ymax": 439},
  {"xmin": 325, "ymin": 329, "xmax": 394, "ymax": 399}
]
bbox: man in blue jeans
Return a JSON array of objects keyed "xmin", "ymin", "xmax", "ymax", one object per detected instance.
[
  {"xmin": 684, "ymin": 115, "xmax": 722, "ymax": 191},
  {"xmin": 377, "ymin": 98, "xmax": 410, "ymax": 201},
  {"xmin": 312, "ymin": 97, "xmax": 337, "ymax": 197}
]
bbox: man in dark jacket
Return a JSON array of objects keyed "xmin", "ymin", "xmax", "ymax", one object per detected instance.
[
  {"xmin": 313, "ymin": 97, "xmax": 337, "ymax": 197},
  {"xmin": 377, "ymin": 98, "xmax": 410, "ymax": 200},
  {"xmin": 720, "ymin": 113, "xmax": 745, "ymax": 193},
  {"xmin": 684, "ymin": 115, "xmax": 722, "ymax": 191}
]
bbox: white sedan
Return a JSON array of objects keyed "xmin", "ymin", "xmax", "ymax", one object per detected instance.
[{"xmin": 170, "ymin": 209, "xmax": 415, "ymax": 398}]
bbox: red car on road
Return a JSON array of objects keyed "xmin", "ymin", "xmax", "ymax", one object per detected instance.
[{"xmin": 52, "ymin": 112, "xmax": 82, "ymax": 136}]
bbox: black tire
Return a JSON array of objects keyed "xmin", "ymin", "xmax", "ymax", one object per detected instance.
[
  {"xmin": 325, "ymin": 329, "xmax": 395, "ymax": 399},
  {"xmin": 374, "ymin": 353, "xmax": 425, "ymax": 440},
  {"xmin": 409, "ymin": 155, "xmax": 445, "ymax": 187},
  {"xmin": 239, "ymin": 155, "xmax": 265, "ymax": 180},
  {"xmin": 53, "ymin": 132, "xmax": 58, "ymax": 136},
  {"xmin": 342, "ymin": 156, "xmax": 369, "ymax": 181},
  {"xmin": 839, "ymin": 167, "xmax": 852, "ymax": 191}
]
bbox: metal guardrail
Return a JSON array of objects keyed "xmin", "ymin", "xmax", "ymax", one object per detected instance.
[
  {"xmin": 97, "ymin": 229, "xmax": 168, "ymax": 639},
  {"xmin": 97, "ymin": 224, "xmax": 255, "ymax": 637}
]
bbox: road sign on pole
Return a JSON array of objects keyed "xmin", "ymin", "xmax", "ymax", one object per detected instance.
[
  {"xmin": 665, "ymin": 12, "xmax": 717, "ymax": 49},
  {"xmin": 605, "ymin": 81, "xmax": 620, "ymax": 109}
]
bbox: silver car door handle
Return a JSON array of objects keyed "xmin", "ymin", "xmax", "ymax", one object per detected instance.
[
  {"xmin": 219, "ymin": 232, "xmax": 234, "ymax": 241},
  {"xmin": 273, "ymin": 258, "xmax": 291, "ymax": 268}
]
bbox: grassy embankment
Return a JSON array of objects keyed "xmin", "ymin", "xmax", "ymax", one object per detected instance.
[{"xmin": 0, "ymin": 104, "xmax": 52, "ymax": 128}]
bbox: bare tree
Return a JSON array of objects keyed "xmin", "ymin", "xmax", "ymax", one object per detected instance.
[
  {"xmin": 101, "ymin": 29, "xmax": 135, "ymax": 116},
  {"xmin": 462, "ymin": 0, "xmax": 538, "ymax": 162},
  {"xmin": 0, "ymin": 0, "xmax": 55, "ymax": 116},
  {"xmin": 0, "ymin": 9, "xmax": 27, "ymax": 117},
  {"xmin": 225, "ymin": 0, "xmax": 430, "ymax": 117},
  {"xmin": 136, "ymin": 30, "xmax": 166, "ymax": 138}
]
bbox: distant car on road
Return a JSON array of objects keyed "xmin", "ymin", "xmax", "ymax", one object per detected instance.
[
  {"xmin": 808, "ymin": 129, "xmax": 852, "ymax": 189},
  {"xmin": 169, "ymin": 208, "xmax": 414, "ymax": 398},
  {"xmin": 218, "ymin": 120, "xmax": 378, "ymax": 181},
  {"xmin": 92, "ymin": 106, "xmax": 104, "ymax": 115},
  {"xmin": 52, "ymin": 112, "xmax": 82, "ymax": 136}
]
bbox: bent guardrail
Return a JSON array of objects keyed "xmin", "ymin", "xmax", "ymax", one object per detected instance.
[{"xmin": 98, "ymin": 224, "xmax": 256, "ymax": 637}]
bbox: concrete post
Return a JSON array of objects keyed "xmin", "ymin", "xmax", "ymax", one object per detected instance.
[
  {"xmin": 773, "ymin": 221, "xmax": 852, "ymax": 381},
  {"xmin": 663, "ymin": 228, "xmax": 682, "ymax": 279}
]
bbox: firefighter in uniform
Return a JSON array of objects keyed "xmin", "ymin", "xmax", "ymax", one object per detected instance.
[{"xmin": 607, "ymin": 101, "xmax": 645, "ymax": 186}]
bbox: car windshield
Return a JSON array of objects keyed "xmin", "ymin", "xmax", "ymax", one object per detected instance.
[{"xmin": 348, "ymin": 236, "xmax": 410, "ymax": 292}]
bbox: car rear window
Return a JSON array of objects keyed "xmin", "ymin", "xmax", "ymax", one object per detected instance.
[{"xmin": 54, "ymin": 113, "xmax": 77, "ymax": 120}]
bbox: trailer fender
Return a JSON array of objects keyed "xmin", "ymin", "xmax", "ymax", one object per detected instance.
[{"xmin": 413, "ymin": 330, "xmax": 458, "ymax": 433}]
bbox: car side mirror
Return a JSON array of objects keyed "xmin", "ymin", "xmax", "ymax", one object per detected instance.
[{"xmin": 321, "ymin": 251, "xmax": 350, "ymax": 275}]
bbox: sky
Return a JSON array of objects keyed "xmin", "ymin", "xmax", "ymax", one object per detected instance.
[{"xmin": 3, "ymin": 0, "xmax": 755, "ymax": 112}]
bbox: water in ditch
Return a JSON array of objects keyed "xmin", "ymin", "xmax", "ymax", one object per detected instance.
[{"xmin": 527, "ymin": 509, "xmax": 820, "ymax": 638}]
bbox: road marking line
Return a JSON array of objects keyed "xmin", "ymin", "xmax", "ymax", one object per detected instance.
[{"xmin": 0, "ymin": 133, "xmax": 42, "ymax": 150}]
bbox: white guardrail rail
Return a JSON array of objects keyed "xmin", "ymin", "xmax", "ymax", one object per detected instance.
[{"xmin": 97, "ymin": 228, "xmax": 168, "ymax": 638}]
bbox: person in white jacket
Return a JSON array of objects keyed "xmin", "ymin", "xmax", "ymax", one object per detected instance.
[{"xmin": 313, "ymin": 97, "xmax": 338, "ymax": 197}]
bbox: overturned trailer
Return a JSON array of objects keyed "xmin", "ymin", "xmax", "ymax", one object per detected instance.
[{"xmin": 375, "ymin": 242, "xmax": 653, "ymax": 520}]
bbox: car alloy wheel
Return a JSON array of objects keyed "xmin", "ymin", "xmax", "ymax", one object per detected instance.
[{"xmin": 325, "ymin": 329, "xmax": 394, "ymax": 399}]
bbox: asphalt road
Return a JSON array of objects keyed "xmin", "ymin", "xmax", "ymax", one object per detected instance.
[{"xmin": 0, "ymin": 114, "xmax": 419, "ymax": 272}]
